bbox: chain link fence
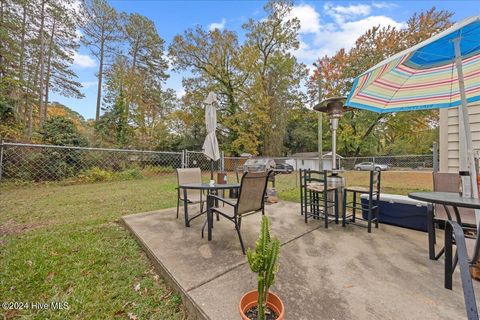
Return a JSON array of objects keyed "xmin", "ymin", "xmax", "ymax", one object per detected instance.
[
  {"xmin": 0, "ymin": 141, "xmax": 435, "ymax": 184},
  {"xmin": 342, "ymin": 154, "xmax": 434, "ymax": 171},
  {"xmin": 0, "ymin": 142, "xmax": 184, "ymax": 183}
]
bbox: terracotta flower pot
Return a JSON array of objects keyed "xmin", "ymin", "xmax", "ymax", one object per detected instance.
[{"xmin": 239, "ymin": 290, "xmax": 284, "ymax": 320}]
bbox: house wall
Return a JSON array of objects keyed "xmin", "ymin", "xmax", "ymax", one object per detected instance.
[
  {"xmin": 439, "ymin": 104, "xmax": 480, "ymax": 172},
  {"xmin": 295, "ymin": 159, "xmax": 320, "ymax": 171}
]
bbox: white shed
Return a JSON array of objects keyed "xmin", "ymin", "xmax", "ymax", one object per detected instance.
[{"xmin": 290, "ymin": 152, "xmax": 343, "ymax": 171}]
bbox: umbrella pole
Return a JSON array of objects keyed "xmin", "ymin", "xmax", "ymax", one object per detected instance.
[
  {"xmin": 453, "ymin": 38, "xmax": 479, "ymax": 224},
  {"xmin": 210, "ymin": 160, "xmax": 214, "ymax": 181}
]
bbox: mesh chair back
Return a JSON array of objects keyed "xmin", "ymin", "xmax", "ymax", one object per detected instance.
[
  {"xmin": 176, "ymin": 168, "xmax": 202, "ymax": 200},
  {"xmin": 433, "ymin": 172, "xmax": 475, "ymax": 225},
  {"xmin": 237, "ymin": 171, "xmax": 270, "ymax": 215}
]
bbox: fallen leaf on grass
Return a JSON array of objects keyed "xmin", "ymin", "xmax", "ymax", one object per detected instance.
[
  {"xmin": 113, "ymin": 310, "xmax": 126, "ymax": 318},
  {"xmin": 133, "ymin": 283, "xmax": 141, "ymax": 292},
  {"xmin": 46, "ymin": 271, "xmax": 55, "ymax": 281},
  {"xmin": 127, "ymin": 312, "xmax": 138, "ymax": 320},
  {"xmin": 161, "ymin": 291, "xmax": 172, "ymax": 300},
  {"xmin": 66, "ymin": 286, "xmax": 74, "ymax": 295},
  {"xmin": 26, "ymin": 260, "xmax": 33, "ymax": 267}
]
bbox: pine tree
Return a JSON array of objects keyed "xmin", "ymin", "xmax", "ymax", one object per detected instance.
[{"xmin": 78, "ymin": 0, "xmax": 122, "ymax": 121}]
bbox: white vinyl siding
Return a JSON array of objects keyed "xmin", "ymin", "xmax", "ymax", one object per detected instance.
[{"xmin": 439, "ymin": 104, "xmax": 480, "ymax": 172}]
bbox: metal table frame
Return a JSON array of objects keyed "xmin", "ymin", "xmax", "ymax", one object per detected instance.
[
  {"xmin": 409, "ymin": 191, "xmax": 480, "ymax": 320},
  {"xmin": 178, "ymin": 183, "xmax": 240, "ymax": 228}
]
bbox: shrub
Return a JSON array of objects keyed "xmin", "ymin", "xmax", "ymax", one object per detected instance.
[
  {"xmin": 117, "ymin": 168, "xmax": 143, "ymax": 180},
  {"xmin": 78, "ymin": 167, "xmax": 113, "ymax": 183}
]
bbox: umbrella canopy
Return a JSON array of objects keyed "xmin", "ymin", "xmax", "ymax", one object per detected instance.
[
  {"xmin": 203, "ymin": 92, "xmax": 220, "ymax": 162},
  {"xmin": 346, "ymin": 16, "xmax": 480, "ymax": 113},
  {"xmin": 346, "ymin": 16, "xmax": 480, "ymax": 222}
]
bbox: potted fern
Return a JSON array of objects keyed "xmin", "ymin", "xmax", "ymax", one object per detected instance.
[{"xmin": 239, "ymin": 216, "xmax": 284, "ymax": 320}]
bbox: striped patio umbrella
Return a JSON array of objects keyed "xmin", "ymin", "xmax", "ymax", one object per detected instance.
[{"xmin": 346, "ymin": 16, "xmax": 480, "ymax": 221}]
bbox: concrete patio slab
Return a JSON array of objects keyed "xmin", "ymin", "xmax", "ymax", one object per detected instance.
[{"xmin": 122, "ymin": 201, "xmax": 479, "ymax": 320}]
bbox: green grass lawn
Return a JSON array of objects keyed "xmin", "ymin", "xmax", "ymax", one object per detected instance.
[
  {"xmin": 0, "ymin": 170, "xmax": 432, "ymax": 319},
  {"xmin": 274, "ymin": 170, "xmax": 433, "ymax": 202},
  {"xmin": 0, "ymin": 176, "xmax": 184, "ymax": 320}
]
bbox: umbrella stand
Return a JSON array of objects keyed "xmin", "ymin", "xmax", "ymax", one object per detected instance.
[{"xmin": 454, "ymin": 37, "xmax": 480, "ymax": 225}]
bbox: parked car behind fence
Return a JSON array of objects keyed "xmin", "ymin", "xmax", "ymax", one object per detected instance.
[{"xmin": 354, "ymin": 162, "xmax": 389, "ymax": 171}]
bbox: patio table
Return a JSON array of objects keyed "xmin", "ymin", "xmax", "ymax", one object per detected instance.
[
  {"xmin": 408, "ymin": 191, "xmax": 479, "ymax": 319},
  {"xmin": 178, "ymin": 183, "xmax": 240, "ymax": 228}
]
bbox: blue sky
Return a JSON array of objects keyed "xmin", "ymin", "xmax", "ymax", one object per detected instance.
[{"xmin": 51, "ymin": 0, "xmax": 480, "ymax": 120}]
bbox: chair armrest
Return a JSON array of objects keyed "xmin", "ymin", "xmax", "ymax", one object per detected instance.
[{"xmin": 207, "ymin": 194, "xmax": 236, "ymax": 207}]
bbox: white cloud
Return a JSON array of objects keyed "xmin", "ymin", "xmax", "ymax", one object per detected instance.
[
  {"xmin": 208, "ymin": 18, "xmax": 226, "ymax": 31},
  {"xmin": 288, "ymin": 4, "xmax": 320, "ymax": 34},
  {"xmin": 73, "ymin": 52, "xmax": 96, "ymax": 68},
  {"xmin": 372, "ymin": 2, "xmax": 398, "ymax": 9},
  {"xmin": 314, "ymin": 15, "xmax": 404, "ymax": 56},
  {"xmin": 289, "ymin": 2, "xmax": 404, "ymax": 63},
  {"xmin": 324, "ymin": 3, "xmax": 371, "ymax": 24},
  {"xmin": 81, "ymin": 81, "xmax": 97, "ymax": 89}
]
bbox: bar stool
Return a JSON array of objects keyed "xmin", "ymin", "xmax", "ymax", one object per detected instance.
[
  {"xmin": 300, "ymin": 169, "xmax": 339, "ymax": 228},
  {"xmin": 342, "ymin": 170, "xmax": 381, "ymax": 233}
]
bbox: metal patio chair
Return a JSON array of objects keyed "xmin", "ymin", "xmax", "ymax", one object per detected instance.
[
  {"xmin": 300, "ymin": 169, "xmax": 339, "ymax": 228},
  {"xmin": 429, "ymin": 172, "xmax": 476, "ymax": 260},
  {"xmin": 176, "ymin": 168, "xmax": 206, "ymax": 225},
  {"xmin": 206, "ymin": 171, "xmax": 271, "ymax": 254},
  {"xmin": 342, "ymin": 170, "xmax": 381, "ymax": 233}
]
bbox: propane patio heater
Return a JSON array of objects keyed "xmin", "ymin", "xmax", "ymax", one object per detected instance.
[
  {"xmin": 314, "ymin": 96, "xmax": 347, "ymax": 171},
  {"xmin": 314, "ymin": 96, "xmax": 348, "ymax": 215}
]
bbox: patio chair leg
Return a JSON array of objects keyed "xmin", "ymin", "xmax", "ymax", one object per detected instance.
[
  {"xmin": 235, "ymin": 223, "xmax": 246, "ymax": 254},
  {"xmin": 427, "ymin": 203, "xmax": 436, "ymax": 260},
  {"xmin": 238, "ymin": 217, "xmax": 242, "ymax": 230},
  {"xmin": 342, "ymin": 189, "xmax": 347, "ymax": 227},
  {"xmin": 445, "ymin": 222, "xmax": 453, "ymax": 290},
  {"xmin": 352, "ymin": 192, "xmax": 356, "ymax": 223},
  {"xmin": 324, "ymin": 191, "xmax": 328, "ymax": 229},
  {"xmin": 334, "ymin": 189, "xmax": 339, "ymax": 224},
  {"xmin": 375, "ymin": 204, "xmax": 379, "ymax": 228},
  {"xmin": 176, "ymin": 196, "xmax": 180, "ymax": 219},
  {"xmin": 183, "ymin": 189, "xmax": 189, "ymax": 227},
  {"xmin": 305, "ymin": 197, "xmax": 309, "ymax": 223},
  {"xmin": 367, "ymin": 207, "xmax": 372, "ymax": 233}
]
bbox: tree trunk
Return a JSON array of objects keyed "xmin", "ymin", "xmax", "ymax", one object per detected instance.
[
  {"xmin": 95, "ymin": 36, "xmax": 105, "ymax": 121},
  {"xmin": 44, "ymin": 17, "xmax": 56, "ymax": 122},
  {"xmin": 19, "ymin": 2, "xmax": 27, "ymax": 121},
  {"xmin": 354, "ymin": 114, "xmax": 384, "ymax": 157},
  {"xmin": 37, "ymin": 0, "xmax": 46, "ymax": 126},
  {"xmin": 0, "ymin": 0, "xmax": 4, "ymax": 80}
]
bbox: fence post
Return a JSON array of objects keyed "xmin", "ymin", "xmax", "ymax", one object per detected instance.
[
  {"xmin": 221, "ymin": 151, "xmax": 225, "ymax": 171},
  {"xmin": 295, "ymin": 158, "xmax": 298, "ymax": 187},
  {"xmin": 433, "ymin": 142, "xmax": 439, "ymax": 172},
  {"xmin": 181, "ymin": 150, "xmax": 186, "ymax": 168},
  {"xmin": 0, "ymin": 140, "xmax": 4, "ymax": 182}
]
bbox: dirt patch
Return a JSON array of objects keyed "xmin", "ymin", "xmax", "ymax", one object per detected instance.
[{"xmin": 0, "ymin": 219, "xmax": 49, "ymax": 236}]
